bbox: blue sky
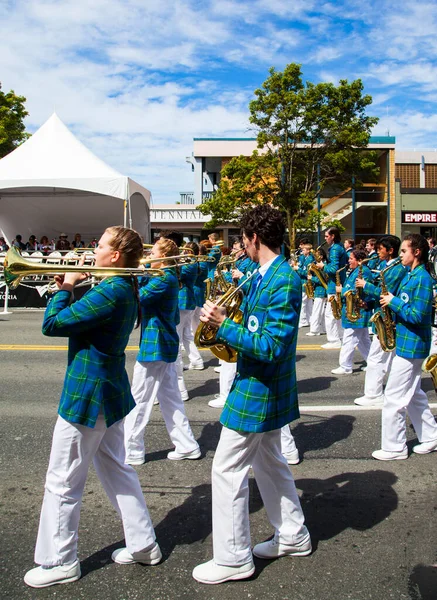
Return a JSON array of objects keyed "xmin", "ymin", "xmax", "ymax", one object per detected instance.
[{"xmin": 1, "ymin": 0, "xmax": 437, "ymax": 204}]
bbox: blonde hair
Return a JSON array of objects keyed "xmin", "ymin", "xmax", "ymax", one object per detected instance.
[{"xmin": 155, "ymin": 237, "xmax": 178, "ymax": 258}]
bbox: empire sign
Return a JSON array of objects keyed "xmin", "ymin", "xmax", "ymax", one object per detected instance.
[{"xmin": 402, "ymin": 211, "xmax": 437, "ymax": 223}]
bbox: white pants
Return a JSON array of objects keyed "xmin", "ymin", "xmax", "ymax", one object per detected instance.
[
  {"xmin": 176, "ymin": 309, "xmax": 203, "ymax": 394},
  {"xmin": 191, "ymin": 306, "xmax": 202, "ymax": 338},
  {"xmin": 125, "ymin": 361, "xmax": 199, "ymax": 461},
  {"xmin": 381, "ymin": 355, "xmax": 437, "ymax": 451},
  {"xmin": 299, "ymin": 292, "xmax": 313, "ymax": 326},
  {"xmin": 364, "ymin": 335, "xmax": 395, "ymax": 398},
  {"xmin": 309, "ymin": 297, "xmax": 326, "ymax": 334},
  {"xmin": 325, "ymin": 297, "xmax": 344, "ymax": 342},
  {"xmin": 339, "ymin": 327, "xmax": 371, "ymax": 371},
  {"xmin": 218, "ymin": 360, "xmax": 237, "ymax": 401},
  {"xmin": 35, "ymin": 414, "xmax": 155, "ymax": 566},
  {"xmin": 280, "ymin": 425, "xmax": 298, "ymax": 454},
  {"xmin": 212, "ymin": 426, "xmax": 308, "ymax": 566}
]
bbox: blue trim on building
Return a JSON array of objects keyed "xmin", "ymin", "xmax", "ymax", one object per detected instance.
[{"xmin": 194, "ymin": 136, "xmax": 396, "ymax": 144}]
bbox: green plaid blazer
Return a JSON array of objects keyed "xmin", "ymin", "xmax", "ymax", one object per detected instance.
[
  {"xmin": 324, "ymin": 242, "xmax": 349, "ymax": 295},
  {"xmin": 137, "ymin": 269, "xmax": 180, "ymax": 363},
  {"xmin": 207, "ymin": 245, "xmax": 222, "ymax": 279},
  {"xmin": 217, "ymin": 255, "xmax": 301, "ymax": 433},
  {"xmin": 389, "ymin": 264, "xmax": 433, "ymax": 359},
  {"xmin": 340, "ymin": 265, "xmax": 375, "ymax": 329},
  {"xmin": 42, "ymin": 277, "xmax": 137, "ymax": 428},
  {"xmin": 178, "ymin": 262, "xmax": 197, "ymax": 310},
  {"xmin": 194, "ymin": 261, "xmax": 209, "ymax": 307}
]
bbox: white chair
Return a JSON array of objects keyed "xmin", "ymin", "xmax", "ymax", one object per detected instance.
[{"xmin": 46, "ymin": 251, "xmax": 62, "ymax": 265}]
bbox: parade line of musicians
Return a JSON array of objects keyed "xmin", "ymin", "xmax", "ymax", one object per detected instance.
[{"xmin": 21, "ymin": 207, "xmax": 437, "ymax": 588}]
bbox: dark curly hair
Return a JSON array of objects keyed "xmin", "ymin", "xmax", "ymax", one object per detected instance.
[
  {"xmin": 378, "ymin": 235, "xmax": 401, "ymax": 257},
  {"xmin": 240, "ymin": 205, "xmax": 285, "ymax": 250},
  {"xmin": 351, "ymin": 248, "xmax": 368, "ymax": 262}
]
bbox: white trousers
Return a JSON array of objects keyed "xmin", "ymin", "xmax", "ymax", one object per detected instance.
[
  {"xmin": 339, "ymin": 327, "xmax": 371, "ymax": 371},
  {"xmin": 280, "ymin": 425, "xmax": 298, "ymax": 454},
  {"xmin": 125, "ymin": 361, "xmax": 199, "ymax": 461},
  {"xmin": 35, "ymin": 414, "xmax": 156, "ymax": 566},
  {"xmin": 325, "ymin": 297, "xmax": 344, "ymax": 342},
  {"xmin": 176, "ymin": 309, "xmax": 203, "ymax": 394},
  {"xmin": 191, "ymin": 306, "xmax": 201, "ymax": 338},
  {"xmin": 381, "ymin": 355, "xmax": 437, "ymax": 451},
  {"xmin": 363, "ymin": 335, "xmax": 395, "ymax": 398},
  {"xmin": 218, "ymin": 360, "xmax": 237, "ymax": 400},
  {"xmin": 212, "ymin": 426, "xmax": 308, "ymax": 566},
  {"xmin": 299, "ymin": 292, "xmax": 313, "ymax": 326},
  {"xmin": 309, "ymin": 297, "xmax": 326, "ymax": 334}
]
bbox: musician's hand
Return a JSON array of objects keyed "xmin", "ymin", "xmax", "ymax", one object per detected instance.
[
  {"xmin": 200, "ymin": 300, "xmax": 227, "ymax": 327},
  {"xmin": 232, "ymin": 268, "xmax": 243, "ymax": 280},
  {"xmin": 316, "ymin": 261, "xmax": 324, "ymax": 269},
  {"xmin": 336, "ymin": 285, "xmax": 342, "ymax": 294},
  {"xmin": 355, "ymin": 277, "xmax": 366, "ymax": 289},
  {"xmin": 380, "ymin": 292, "xmax": 394, "ymax": 307},
  {"xmin": 63, "ymin": 257, "xmax": 88, "ymax": 288},
  {"xmin": 53, "ymin": 275, "xmax": 64, "ymax": 289}
]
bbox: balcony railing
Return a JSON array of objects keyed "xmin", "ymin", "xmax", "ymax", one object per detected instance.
[{"xmin": 179, "ymin": 191, "xmax": 214, "ymax": 205}]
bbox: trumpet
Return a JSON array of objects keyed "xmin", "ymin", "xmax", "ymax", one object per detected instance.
[
  {"xmin": 3, "ymin": 247, "xmax": 165, "ymax": 290},
  {"xmin": 140, "ymin": 253, "xmax": 196, "ymax": 267}
]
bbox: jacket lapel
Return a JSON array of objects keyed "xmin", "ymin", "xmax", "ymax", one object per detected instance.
[{"xmin": 246, "ymin": 255, "xmax": 286, "ymax": 313}]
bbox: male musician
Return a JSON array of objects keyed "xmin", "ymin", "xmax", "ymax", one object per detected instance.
[
  {"xmin": 193, "ymin": 205, "xmax": 311, "ymax": 585},
  {"xmin": 354, "ymin": 236, "xmax": 405, "ymax": 406},
  {"xmin": 207, "ymin": 232, "xmax": 222, "ymax": 279},
  {"xmin": 365, "ymin": 238, "xmax": 380, "ymax": 270},
  {"xmin": 316, "ymin": 227, "xmax": 348, "ymax": 349},
  {"xmin": 344, "ymin": 238, "xmax": 355, "ymax": 257},
  {"xmin": 293, "ymin": 243, "xmax": 314, "ymax": 328}
]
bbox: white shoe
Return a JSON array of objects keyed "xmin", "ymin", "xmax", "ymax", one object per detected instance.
[
  {"xmin": 125, "ymin": 456, "xmax": 145, "ymax": 466},
  {"xmin": 306, "ymin": 332, "xmax": 320, "ymax": 336},
  {"xmin": 167, "ymin": 447, "xmax": 201, "ymax": 461},
  {"xmin": 331, "ymin": 366, "xmax": 352, "ymax": 375},
  {"xmin": 24, "ymin": 561, "xmax": 81, "ymax": 588},
  {"xmin": 412, "ymin": 439, "xmax": 437, "ymax": 454},
  {"xmin": 214, "ymin": 366, "xmax": 221, "ymax": 373},
  {"xmin": 192, "ymin": 559, "xmax": 255, "ymax": 584},
  {"xmin": 372, "ymin": 448, "xmax": 408, "ymax": 461},
  {"xmin": 321, "ymin": 341, "xmax": 342, "ymax": 349},
  {"xmin": 283, "ymin": 448, "xmax": 300, "ymax": 465},
  {"xmin": 153, "ymin": 398, "xmax": 159, "ymax": 405},
  {"xmin": 298, "ymin": 323, "xmax": 310, "ymax": 328},
  {"xmin": 354, "ymin": 395, "xmax": 384, "ymax": 406},
  {"xmin": 208, "ymin": 394, "xmax": 226, "ymax": 408},
  {"xmin": 361, "ymin": 365, "xmax": 367, "ymax": 372},
  {"xmin": 188, "ymin": 362, "xmax": 204, "ymax": 370},
  {"xmin": 111, "ymin": 544, "xmax": 162, "ymax": 565},
  {"xmin": 253, "ymin": 534, "xmax": 312, "ymax": 559},
  {"xmin": 180, "ymin": 390, "xmax": 189, "ymax": 401}
]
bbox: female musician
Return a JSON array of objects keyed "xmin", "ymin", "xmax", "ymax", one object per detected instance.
[
  {"xmin": 293, "ymin": 243, "xmax": 315, "ymax": 328},
  {"xmin": 124, "ymin": 237, "xmax": 200, "ymax": 464},
  {"xmin": 307, "ymin": 247, "xmax": 328, "ymax": 337},
  {"xmin": 331, "ymin": 249, "xmax": 373, "ymax": 375},
  {"xmin": 373, "ymin": 234, "xmax": 437, "ymax": 460},
  {"xmin": 186, "ymin": 241, "xmax": 208, "ymax": 335},
  {"xmin": 24, "ymin": 227, "xmax": 161, "ymax": 589}
]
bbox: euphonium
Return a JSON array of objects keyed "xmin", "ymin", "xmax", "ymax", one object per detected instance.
[
  {"xmin": 330, "ymin": 265, "xmax": 348, "ymax": 320},
  {"xmin": 422, "ymin": 354, "xmax": 437, "ymax": 393},
  {"xmin": 195, "ymin": 271, "xmax": 257, "ymax": 363},
  {"xmin": 369, "ymin": 258, "xmax": 401, "ymax": 352}
]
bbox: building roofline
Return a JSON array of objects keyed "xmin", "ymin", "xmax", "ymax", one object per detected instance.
[{"xmin": 194, "ymin": 136, "xmax": 396, "ymax": 144}]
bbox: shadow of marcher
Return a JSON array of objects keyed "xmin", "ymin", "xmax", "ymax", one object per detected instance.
[
  {"xmin": 298, "ymin": 376, "xmax": 338, "ymax": 394},
  {"xmin": 408, "ymin": 564, "xmax": 437, "ymax": 600},
  {"xmin": 292, "ymin": 414, "xmax": 356, "ymax": 456},
  {"xmin": 295, "ymin": 470, "xmax": 398, "ymax": 546},
  {"xmin": 196, "ymin": 421, "xmax": 222, "ymax": 454}
]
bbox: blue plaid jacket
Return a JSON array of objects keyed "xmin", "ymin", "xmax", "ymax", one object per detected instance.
[
  {"xmin": 363, "ymin": 260, "xmax": 406, "ymax": 334},
  {"xmin": 207, "ymin": 245, "xmax": 222, "ymax": 279},
  {"xmin": 193, "ymin": 261, "xmax": 209, "ymax": 307},
  {"xmin": 324, "ymin": 243, "xmax": 349, "ymax": 295},
  {"xmin": 42, "ymin": 277, "xmax": 137, "ymax": 428},
  {"xmin": 340, "ymin": 265, "xmax": 374, "ymax": 329},
  {"xmin": 237, "ymin": 255, "xmax": 258, "ymax": 276},
  {"xmin": 137, "ymin": 269, "xmax": 180, "ymax": 363},
  {"xmin": 217, "ymin": 255, "xmax": 301, "ymax": 433},
  {"xmin": 309, "ymin": 271, "xmax": 327, "ymax": 298},
  {"xmin": 389, "ymin": 264, "xmax": 433, "ymax": 359},
  {"xmin": 367, "ymin": 251, "xmax": 380, "ymax": 272},
  {"xmin": 296, "ymin": 254, "xmax": 315, "ymax": 280},
  {"xmin": 179, "ymin": 262, "xmax": 197, "ymax": 310}
]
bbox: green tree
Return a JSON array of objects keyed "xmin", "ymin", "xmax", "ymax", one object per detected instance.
[
  {"xmin": 200, "ymin": 64, "xmax": 379, "ymax": 247},
  {"xmin": 0, "ymin": 83, "xmax": 30, "ymax": 158}
]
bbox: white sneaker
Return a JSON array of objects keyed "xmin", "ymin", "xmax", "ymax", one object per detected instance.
[
  {"xmin": 354, "ymin": 395, "xmax": 384, "ymax": 406},
  {"xmin": 180, "ymin": 390, "xmax": 189, "ymax": 401},
  {"xmin": 361, "ymin": 365, "xmax": 367, "ymax": 372},
  {"xmin": 283, "ymin": 448, "xmax": 300, "ymax": 464},
  {"xmin": 412, "ymin": 439, "xmax": 437, "ymax": 454},
  {"xmin": 298, "ymin": 323, "xmax": 310, "ymax": 328},
  {"xmin": 331, "ymin": 366, "xmax": 352, "ymax": 375},
  {"xmin": 214, "ymin": 366, "xmax": 221, "ymax": 373},
  {"xmin": 188, "ymin": 362, "xmax": 204, "ymax": 370},
  {"xmin": 306, "ymin": 332, "xmax": 320, "ymax": 336},
  {"xmin": 125, "ymin": 456, "xmax": 145, "ymax": 466},
  {"xmin": 24, "ymin": 561, "xmax": 81, "ymax": 588},
  {"xmin": 208, "ymin": 394, "xmax": 226, "ymax": 408},
  {"xmin": 321, "ymin": 341, "xmax": 342, "ymax": 349},
  {"xmin": 192, "ymin": 559, "xmax": 255, "ymax": 584},
  {"xmin": 153, "ymin": 398, "xmax": 159, "ymax": 405},
  {"xmin": 111, "ymin": 543, "xmax": 162, "ymax": 565},
  {"xmin": 167, "ymin": 447, "xmax": 201, "ymax": 461},
  {"xmin": 253, "ymin": 534, "xmax": 312, "ymax": 559},
  {"xmin": 372, "ymin": 448, "xmax": 408, "ymax": 461}
]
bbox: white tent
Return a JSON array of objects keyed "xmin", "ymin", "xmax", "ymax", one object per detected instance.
[{"xmin": 0, "ymin": 113, "xmax": 151, "ymax": 245}]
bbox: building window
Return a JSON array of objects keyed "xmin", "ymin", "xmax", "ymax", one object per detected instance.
[
  {"xmin": 396, "ymin": 164, "xmax": 420, "ymax": 188},
  {"xmin": 425, "ymin": 164, "xmax": 437, "ymax": 188}
]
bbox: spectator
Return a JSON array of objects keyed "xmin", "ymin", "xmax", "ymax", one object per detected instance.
[
  {"xmin": 0, "ymin": 237, "xmax": 9, "ymax": 252},
  {"xmin": 26, "ymin": 235, "xmax": 38, "ymax": 252},
  {"xmin": 12, "ymin": 234, "xmax": 26, "ymax": 251},
  {"xmin": 39, "ymin": 236, "xmax": 54, "ymax": 255},
  {"xmin": 88, "ymin": 237, "xmax": 98, "ymax": 249},
  {"xmin": 71, "ymin": 233, "xmax": 85, "ymax": 249},
  {"xmin": 55, "ymin": 233, "xmax": 70, "ymax": 251}
]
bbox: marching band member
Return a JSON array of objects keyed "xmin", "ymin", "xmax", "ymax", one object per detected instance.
[
  {"xmin": 331, "ymin": 249, "xmax": 373, "ymax": 375},
  {"xmin": 193, "ymin": 205, "xmax": 310, "ymax": 585},
  {"xmin": 365, "ymin": 238, "xmax": 380, "ymax": 270},
  {"xmin": 189, "ymin": 241, "xmax": 209, "ymax": 336},
  {"xmin": 24, "ymin": 227, "xmax": 161, "ymax": 589},
  {"xmin": 344, "ymin": 238, "xmax": 355, "ymax": 257},
  {"xmin": 207, "ymin": 232, "xmax": 222, "ymax": 279},
  {"xmin": 306, "ymin": 246, "xmax": 328, "ymax": 337},
  {"xmin": 124, "ymin": 238, "xmax": 201, "ymax": 465},
  {"xmin": 372, "ymin": 234, "xmax": 437, "ymax": 460},
  {"xmin": 293, "ymin": 243, "xmax": 314, "ymax": 328},
  {"xmin": 316, "ymin": 227, "xmax": 348, "ymax": 349},
  {"xmin": 354, "ymin": 235, "xmax": 405, "ymax": 406}
]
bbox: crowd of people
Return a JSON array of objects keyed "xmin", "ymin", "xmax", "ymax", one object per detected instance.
[{"xmin": 0, "ymin": 232, "xmax": 99, "ymax": 254}]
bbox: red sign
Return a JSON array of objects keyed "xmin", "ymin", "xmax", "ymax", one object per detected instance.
[{"xmin": 402, "ymin": 211, "xmax": 437, "ymax": 223}]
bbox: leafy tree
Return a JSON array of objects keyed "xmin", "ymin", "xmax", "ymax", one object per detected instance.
[
  {"xmin": 0, "ymin": 83, "xmax": 30, "ymax": 158},
  {"xmin": 200, "ymin": 64, "xmax": 379, "ymax": 247}
]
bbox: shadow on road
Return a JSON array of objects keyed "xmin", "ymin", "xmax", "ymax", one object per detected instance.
[
  {"xmin": 293, "ymin": 414, "xmax": 356, "ymax": 455},
  {"xmin": 408, "ymin": 563, "xmax": 437, "ymax": 600},
  {"xmin": 298, "ymin": 376, "xmax": 338, "ymax": 394}
]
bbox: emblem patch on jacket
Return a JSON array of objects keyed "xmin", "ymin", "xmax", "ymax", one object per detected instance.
[{"xmin": 248, "ymin": 315, "xmax": 259, "ymax": 332}]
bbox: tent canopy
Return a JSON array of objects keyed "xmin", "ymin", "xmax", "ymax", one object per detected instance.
[{"xmin": 0, "ymin": 113, "xmax": 151, "ymax": 244}]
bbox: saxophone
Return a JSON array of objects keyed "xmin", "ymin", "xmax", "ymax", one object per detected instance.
[
  {"xmin": 422, "ymin": 354, "xmax": 437, "ymax": 393},
  {"xmin": 307, "ymin": 242, "xmax": 329, "ymax": 292},
  {"xmin": 369, "ymin": 258, "xmax": 401, "ymax": 352},
  {"xmin": 344, "ymin": 258, "xmax": 372, "ymax": 322},
  {"xmin": 330, "ymin": 265, "xmax": 348, "ymax": 320}
]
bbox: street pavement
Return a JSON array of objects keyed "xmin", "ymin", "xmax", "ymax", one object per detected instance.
[{"xmin": 1, "ymin": 311, "xmax": 437, "ymax": 600}]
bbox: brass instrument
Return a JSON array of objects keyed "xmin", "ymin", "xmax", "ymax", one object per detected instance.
[
  {"xmin": 330, "ymin": 265, "xmax": 348, "ymax": 320},
  {"xmin": 195, "ymin": 270, "xmax": 257, "ymax": 362},
  {"xmin": 304, "ymin": 278, "xmax": 315, "ymax": 299},
  {"xmin": 369, "ymin": 258, "xmax": 401, "ymax": 352},
  {"xmin": 344, "ymin": 257, "xmax": 372, "ymax": 322},
  {"xmin": 422, "ymin": 354, "xmax": 437, "ymax": 392},
  {"xmin": 3, "ymin": 246, "xmax": 165, "ymax": 290},
  {"xmin": 307, "ymin": 242, "xmax": 329, "ymax": 292}
]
